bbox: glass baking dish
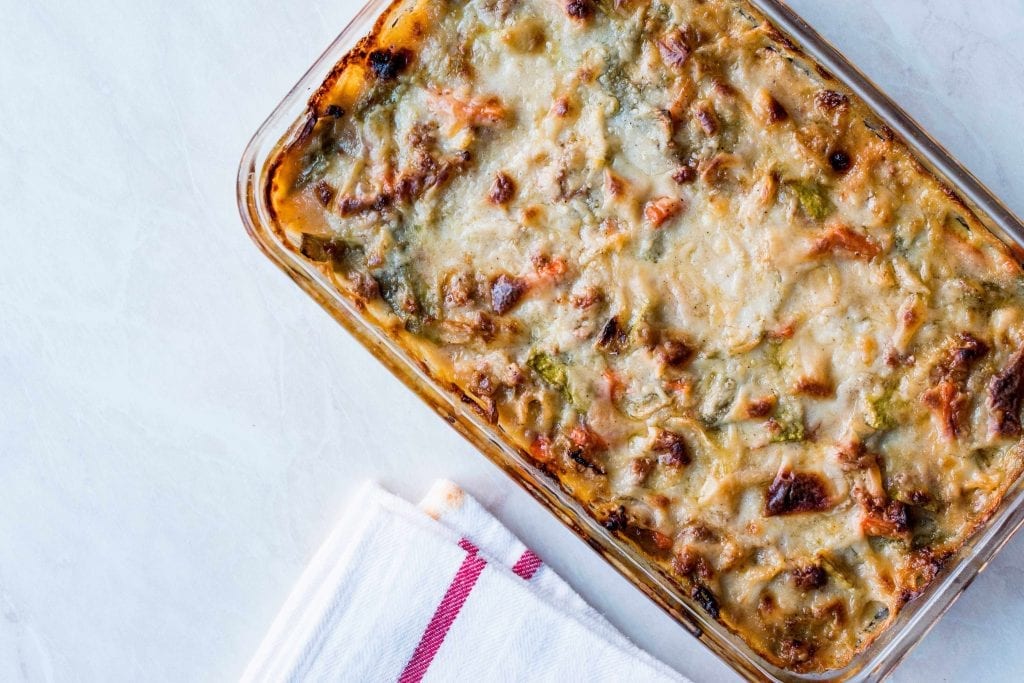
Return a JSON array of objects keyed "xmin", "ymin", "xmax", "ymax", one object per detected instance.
[{"xmin": 237, "ymin": 1, "xmax": 1024, "ymax": 679}]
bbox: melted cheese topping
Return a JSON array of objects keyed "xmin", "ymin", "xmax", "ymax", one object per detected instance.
[{"xmin": 267, "ymin": 0, "xmax": 1024, "ymax": 671}]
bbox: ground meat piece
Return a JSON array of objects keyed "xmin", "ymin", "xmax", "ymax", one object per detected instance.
[
  {"xmin": 529, "ymin": 435, "xmax": 553, "ymax": 463},
  {"xmin": 672, "ymin": 164, "xmax": 697, "ymax": 184},
  {"xmin": 443, "ymin": 271, "xmax": 476, "ymax": 308},
  {"xmin": 765, "ymin": 470, "xmax": 832, "ymax": 516},
  {"xmin": 792, "ymin": 564, "xmax": 827, "ymax": 590},
  {"xmin": 349, "ymin": 272, "xmax": 380, "ymax": 302},
  {"xmin": 674, "ymin": 547, "xmax": 714, "ymax": 580},
  {"xmin": 694, "ymin": 104, "xmax": 718, "ymax": 135},
  {"xmin": 490, "ymin": 274, "xmax": 527, "ymax": 314},
  {"xmin": 470, "ymin": 370, "xmax": 498, "ymax": 397},
  {"xmin": 658, "ymin": 28, "xmax": 692, "ymax": 69},
  {"xmin": 570, "ymin": 287, "xmax": 603, "ymax": 309},
  {"xmin": 313, "ymin": 181, "xmax": 336, "ymax": 206},
  {"xmin": 488, "ymin": 172, "xmax": 516, "ymax": 205},
  {"xmin": 629, "ymin": 456, "xmax": 655, "ymax": 486},
  {"xmin": 565, "ymin": 0, "xmax": 593, "ymax": 20},
  {"xmin": 566, "ymin": 424, "xmax": 606, "ymax": 474},
  {"xmin": 652, "ymin": 429, "xmax": 691, "ymax": 466},
  {"xmin": 656, "ymin": 337, "xmax": 694, "ymax": 367},
  {"xmin": 834, "ymin": 440, "xmax": 877, "ymax": 471},
  {"xmin": 746, "ymin": 396, "xmax": 777, "ymax": 418}
]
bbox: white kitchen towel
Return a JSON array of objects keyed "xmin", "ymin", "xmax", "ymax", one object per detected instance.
[{"xmin": 241, "ymin": 480, "xmax": 685, "ymax": 683}]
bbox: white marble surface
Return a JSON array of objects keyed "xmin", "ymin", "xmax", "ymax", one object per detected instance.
[{"xmin": 2, "ymin": 1, "xmax": 1023, "ymax": 681}]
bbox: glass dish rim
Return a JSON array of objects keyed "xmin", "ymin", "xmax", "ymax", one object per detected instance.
[{"xmin": 236, "ymin": 1, "xmax": 1024, "ymax": 679}]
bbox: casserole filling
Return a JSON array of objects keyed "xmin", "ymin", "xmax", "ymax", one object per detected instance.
[{"xmin": 266, "ymin": 0, "xmax": 1024, "ymax": 671}]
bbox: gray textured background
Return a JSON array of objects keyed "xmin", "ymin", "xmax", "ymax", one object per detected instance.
[{"xmin": 2, "ymin": 1, "xmax": 1022, "ymax": 680}]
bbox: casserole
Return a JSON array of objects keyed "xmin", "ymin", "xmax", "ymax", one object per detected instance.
[{"xmin": 238, "ymin": 0, "xmax": 1024, "ymax": 678}]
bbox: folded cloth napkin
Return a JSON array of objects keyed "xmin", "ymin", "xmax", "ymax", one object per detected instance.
[{"xmin": 242, "ymin": 480, "xmax": 685, "ymax": 682}]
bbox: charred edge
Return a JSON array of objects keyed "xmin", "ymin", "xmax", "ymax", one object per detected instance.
[
  {"xmin": 596, "ymin": 316, "xmax": 628, "ymax": 353},
  {"xmin": 368, "ymin": 47, "xmax": 413, "ymax": 80},
  {"xmin": 601, "ymin": 505, "xmax": 673, "ymax": 558},
  {"xmin": 568, "ymin": 448, "xmax": 605, "ymax": 474},
  {"xmin": 764, "ymin": 24, "xmax": 799, "ymax": 53},
  {"xmin": 691, "ymin": 583, "xmax": 720, "ymax": 619},
  {"xmin": 861, "ymin": 495, "xmax": 909, "ymax": 538},
  {"xmin": 602, "ymin": 505, "xmax": 628, "ymax": 532},
  {"xmin": 307, "ymin": 0, "xmax": 406, "ymax": 113},
  {"xmin": 899, "ymin": 549, "xmax": 952, "ymax": 605},
  {"xmin": 828, "ymin": 149, "xmax": 852, "ymax": 174}
]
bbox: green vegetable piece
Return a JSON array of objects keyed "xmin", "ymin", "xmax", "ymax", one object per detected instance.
[
  {"xmin": 528, "ymin": 351, "xmax": 592, "ymax": 411},
  {"xmin": 528, "ymin": 352, "xmax": 571, "ymax": 400},
  {"xmin": 299, "ymin": 233, "xmax": 332, "ymax": 262},
  {"xmin": 791, "ymin": 181, "xmax": 833, "ymax": 220},
  {"xmin": 865, "ymin": 389, "xmax": 900, "ymax": 431},
  {"xmin": 296, "ymin": 150, "xmax": 329, "ymax": 188},
  {"xmin": 819, "ymin": 556, "xmax": 855, "ymax": 590},
  {"xmin": 769, "ymin": 401, "xmax": 805, "ymax": 443},
  {"xmin": 972, "ymin": 447, "xmax": 996, "ymax": 469},
  {"xmin": 373, "ymin": 260, "xmax": 424, "ymax": 332}
]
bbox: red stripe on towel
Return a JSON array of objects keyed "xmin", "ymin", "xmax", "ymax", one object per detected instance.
[
  {"xmin": 511, "ymin": 549, "xmax": 543, "ymax": 580},
  {"xmin": 398, "ymin": 539, "xmax": 486, "ymax": 683}
]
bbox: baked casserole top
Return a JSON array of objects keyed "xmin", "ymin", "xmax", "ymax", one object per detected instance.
[{"xmin": 265, "ymin": 0, "xmax": 1024, "ymax": 671}]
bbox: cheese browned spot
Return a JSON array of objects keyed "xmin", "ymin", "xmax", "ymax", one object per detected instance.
[{"xmin": 267, "ymin": 0, "xmax": 1024, "ymax": 672}]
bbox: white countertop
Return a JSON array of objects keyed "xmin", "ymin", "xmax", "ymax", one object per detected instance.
[{"xmin": 2, "ymin": 1, "xmax": 1023, "ymax": 680}]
